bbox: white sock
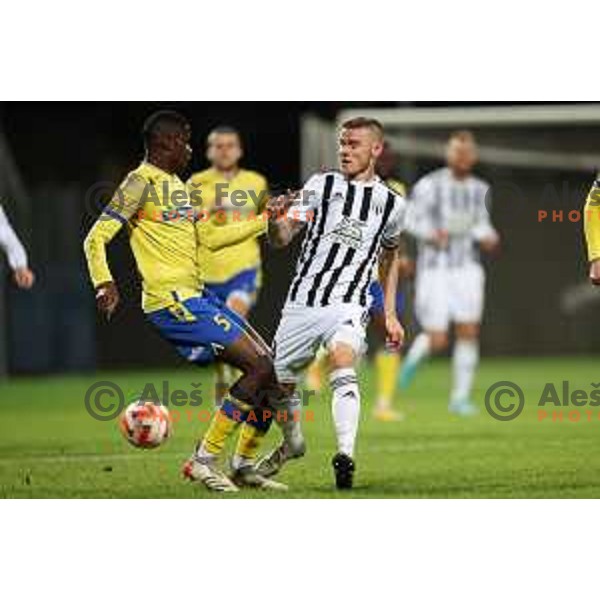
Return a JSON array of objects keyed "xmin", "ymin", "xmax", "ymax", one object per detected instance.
[
  {"xmin": 405, "ymin": 333, "xmax": 432, "ymax": 368},
  {"xmin": 330, "ymin": 368, "xmax": 361, "ymax": 458},
  {"xmin": 451, "ymin": 340, "xmax": 480, "ymax": 405}
]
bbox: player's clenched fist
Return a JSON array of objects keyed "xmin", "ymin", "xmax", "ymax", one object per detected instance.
[
  {"xmin": 590, "ymin": 261, "xmax": 600, "ymax": 286},
  {"xmin": 13, "ymin": 267, "xmax": 35, "ymax": 290},
  {"xmin": 96, "ymin": 281, "xmax": 120, "ymax": 318}
]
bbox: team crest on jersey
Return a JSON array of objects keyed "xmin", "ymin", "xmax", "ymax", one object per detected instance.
[{"xmin": 327, "ymin": 217, "xmax": 365, "ymax": 250}]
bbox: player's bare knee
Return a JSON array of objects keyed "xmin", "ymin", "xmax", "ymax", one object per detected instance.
[
  {"xmin": 253, "ymin": 354, "xmax": 275, "ymax": 385},
  {"xmin": 328, "ymin": 344, "xmax": 356, "ymax": 370},
  {"xmin": 456, "ymin": 324, "xmax": 480, "ymax": 341},
  {"xmin": 430, "ymin": 333, "xmax": 449, "ymax": 353}
]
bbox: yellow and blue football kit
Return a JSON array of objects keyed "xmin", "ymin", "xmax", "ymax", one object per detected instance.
[
  {"xmin": 188, "ymin": 168, "xmax": 268, "ymax": 306},
  {"xmin": 187, "ymin": 169, "xmax": 273, "ymax": 461},
  {"xmin": 83, "ymin": 161, "xmax": 268, "ymax": 365},
  {"xmin": 585, "ymin": 177, "xmax": 600, "ymax": 262}
]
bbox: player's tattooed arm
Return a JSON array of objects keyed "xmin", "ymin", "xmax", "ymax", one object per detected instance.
[
  {"xmin": 266, "ymin": 192, "xmax": 305, "ymax": 248},
  {"xmin": 379, "ymin": 247, "xmax": 405, "ymax": 351},
  {"xmin": 267, "ymin": 218, "xmax": 305, "ymax": 248}
]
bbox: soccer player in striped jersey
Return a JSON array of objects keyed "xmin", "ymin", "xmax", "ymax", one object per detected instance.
[
  {"xmin": 399, "ymin": 131, "xmax": 500, "ymax": 416},
  {"xmin": 83, "ymin": 111, "xmax": 283, "ymax": 493},
  {"xmin": 304, "ymin": 143, "xmax": 412, "ymax": 423},
  {"xmin": 584, "ymin": 178, "xmax": 600, "ymax": 286},
  {"xmin": 0, "ymin": 204, "xmax": 35, "ymax": 289},
  {"xmin": 258, "ymin": 117, "xmax": 407, "ymax": 490}
]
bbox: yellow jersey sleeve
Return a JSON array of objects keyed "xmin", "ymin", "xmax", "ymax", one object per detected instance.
[
  {"xmin": 585, "ymin": 179, "xmax": 600, "ymax": 262},
  {"xmin": 83, "ymin": 172, "xmax": 146, "ymax": 288},
  {"xmin": 197, "ymin": 212, "xmax": 268, "ymax": 250},
  {"xmin": 189, "ymin": 169, "xmax": 269, "ymax": 284}
]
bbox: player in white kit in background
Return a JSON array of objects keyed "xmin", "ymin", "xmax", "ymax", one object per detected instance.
[
  {"xmin": 0, "ymin": 204, "xmax": 35, "ymax": 290},
  {"xmin": 260, "ymin": 118, "xmax": 407, "ymax": 489},
  {"xmin": 399, "ymin": 131, "xmax": 500, "ymax": 416}
]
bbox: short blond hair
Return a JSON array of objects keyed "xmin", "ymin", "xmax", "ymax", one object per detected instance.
[{"xmin": 341, "ymin": 117, "xmax": 385, "ymax": 141}]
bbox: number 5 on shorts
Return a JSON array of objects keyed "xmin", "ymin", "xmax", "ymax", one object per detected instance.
[{"xmin": 214, "ymin": 315, "xmax": 232, "ymax": 332}]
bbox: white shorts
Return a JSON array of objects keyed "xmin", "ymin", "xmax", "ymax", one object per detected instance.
[
  {"xmin": 415, "ymin": 265, "xmax": 485, "ymax": 332},
  {"xmin": 273, "ymin": 303, "xmax": 369, "ymax": 384}
]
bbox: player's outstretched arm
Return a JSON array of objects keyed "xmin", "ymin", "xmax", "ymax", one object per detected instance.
[
  {"xmin": 379, "ymin": 246, "xmax": 405, "ymax": 351},
  {"xmin": 584, "ymin": 180, "xmax": 600, "ymax": 286},
  {"xmin": 83, "ymin": 173, "xmax": 144, "ymax": 317},
  {"xmin": 0, "ymin": 205, "xmax": 35, "ymax": 290},
  {"xmin": 198, "ymin": 214, "xmax": 268, "ymax": 251}
]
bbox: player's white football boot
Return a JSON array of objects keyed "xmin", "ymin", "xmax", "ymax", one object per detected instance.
[
  {"xmin": 231, "ymin": 466, "xmax": 289, "ymax": 492},
  {"xmin": 182, "ymin": 458, "xmax": 239, "ymax": 493},
  {"xmin": 255, "ymin": 441, "xmax": 305, "ymax": 478}
]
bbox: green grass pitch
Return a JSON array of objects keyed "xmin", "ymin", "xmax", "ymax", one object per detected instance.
[{"xmin": 1, "ymin": 357, "xmax": 599, "ymax": 499}]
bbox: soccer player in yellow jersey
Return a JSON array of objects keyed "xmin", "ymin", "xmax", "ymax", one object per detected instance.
[
  {"xmin": 188, "ymin": 127, "xmax": 269, "ymax": 406},
  {"xmin": 585, "ymin": 177, "xmax": 600, "ymax": 286},
  {"xmin": 83, "ymin": 111, "xmax": 285, "ymax": 493}
]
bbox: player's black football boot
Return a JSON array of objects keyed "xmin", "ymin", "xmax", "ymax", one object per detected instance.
[{"xmin": 332, "ymin": 453, "xmax": 355, "ymax": 490}]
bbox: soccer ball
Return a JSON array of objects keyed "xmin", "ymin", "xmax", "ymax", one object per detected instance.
[{"xmin": 119, "ymin": 401, "xmax": 171, "ymax": 449}]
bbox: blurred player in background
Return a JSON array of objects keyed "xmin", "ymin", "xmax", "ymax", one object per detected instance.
[
  {"xmin": 259, "ymin": 118, "xmax": 407, "ymax": 489},
  {"xmin": 399, "ymin": 131, "xmax": 500, "ymax": 416},
  {"xmin": 584, "ymin": 177, "xmax": 600, "ymax": 286},
  {"xmin": 83, "ymin": 111, "xmax": 281, "ymax": 492},
  {"xmin": 0, "ymin": 204, "xmax": 35, "ymax": 289}
]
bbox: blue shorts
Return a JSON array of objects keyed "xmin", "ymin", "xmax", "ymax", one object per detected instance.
[
  {"xmin": 204, "ymin": 268, "xmax": 260, "ymax": 306},
  {"xmin": 146, "ymin": 294, "xmax": 246, "ymax": 366},
  {"xmin": 369, "ymin": 281, "xmax": 405, "ymax": 318}
]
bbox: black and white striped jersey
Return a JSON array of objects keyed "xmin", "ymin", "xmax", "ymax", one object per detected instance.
[
  {"xmin": 285, "ymin": 171, "xmax": 407, "ymax": 308},
  {"xmin": 406, "ymin": 168, "xmax": 497, "ymax": 271}
]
